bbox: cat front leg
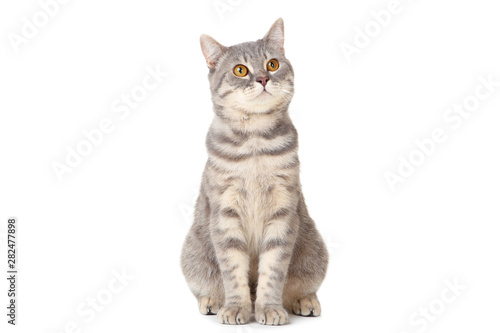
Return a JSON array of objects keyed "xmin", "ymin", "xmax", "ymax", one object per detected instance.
[
  {"xmin": 255, "ymin": 204, "xmax": 299, "ymax": 325},
  {"xmin": 211, "ymin": 205, "xmax": 252, "ymax": 325}
]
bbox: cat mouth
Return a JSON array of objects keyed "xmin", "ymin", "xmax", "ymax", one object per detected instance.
[{"xmin": 257, "ymin": 89, "xmax": 272, "ymax": 98}]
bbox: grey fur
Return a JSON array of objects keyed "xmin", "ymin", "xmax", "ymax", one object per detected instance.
[{"xmin": 181, "ymin": 18, "xmax": 328, "ymax": 326}]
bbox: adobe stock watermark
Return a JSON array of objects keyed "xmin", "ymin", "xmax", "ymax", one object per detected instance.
[
  {"xmin": 50, "ymin": 267, "xmax": 134, "ymax": 333},
  {"xmin": 385, "ymin": 74, "xmax": 499, "ymax": 191},
  {"xmin": 212, "ymin": 0, "xmax": 244, "ymax": 21},
  {"xmin": 397, "ymin": 278, "xmax": 466, "ymax": 333},
  {"xmin": 340, "ymin": 0, "xmax": 417, "ymax": 63},
  {"xmin": 7, "ymin": 0, "xmax": 71, "ymax": 54},
  {"xmin": 51, "ymin": 64, "xmax": 168, "ymax": 182}
]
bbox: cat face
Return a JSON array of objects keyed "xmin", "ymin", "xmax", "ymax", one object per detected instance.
[{"xmin": 201, "ymin": 19, "xmax": 294, "ymax": 115}]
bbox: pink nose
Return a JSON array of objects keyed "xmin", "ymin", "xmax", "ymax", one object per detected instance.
[{"xmin": 256, "ymin": 76, "xmax": 269, "ymax": 87}]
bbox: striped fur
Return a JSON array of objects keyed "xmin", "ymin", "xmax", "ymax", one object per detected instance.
[{"xmin": 181, "ymin": 18, "xmax": 328, "ymax": 326}]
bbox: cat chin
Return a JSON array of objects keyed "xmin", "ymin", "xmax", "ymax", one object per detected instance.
[
  {"xmin": 239, "ymin": 99, "xmax": 282, "ymax": 114},
  {"xmin": 223, "ymin": 94, "xmax": 282, "ymax": 114}
]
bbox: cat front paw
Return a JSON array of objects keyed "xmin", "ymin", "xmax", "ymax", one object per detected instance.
[
  {"xmin": 217, "ymin": 304, "xmax": 251, "ymax": 324},
  {"xmin": 255, "ymin": 304, "xmax": 289, "ymax": 325}
]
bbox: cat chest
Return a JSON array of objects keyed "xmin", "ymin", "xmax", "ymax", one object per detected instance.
[
  {"xmin": 237, "ymin": 177, "xmax": 273, "ymax": 254},
  {"xmin": 236, "ymin": 174, "xmax": 292, "ymax": 242}
]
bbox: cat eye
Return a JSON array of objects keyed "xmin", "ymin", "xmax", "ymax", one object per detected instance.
[
  {"xmin": 267, "ymin": 59, "xmax": 279, "ymax": 71},
  {"xmin": 233, "ymin": 65, "xmax": 248, "ymax": 77}
]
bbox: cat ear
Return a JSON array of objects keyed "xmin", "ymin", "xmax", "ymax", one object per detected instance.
[
  {"xmin": 200, "ymin": 34, "xmax": 227, "ymax": 69},
  {"xmin": 264, "ymin": 18, "xmax": 285, "ymax": 53}
]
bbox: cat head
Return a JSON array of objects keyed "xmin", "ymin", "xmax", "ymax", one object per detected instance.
[{"xmin": 200, "ymin": 18, "xmax": 294, "ymax": 115}]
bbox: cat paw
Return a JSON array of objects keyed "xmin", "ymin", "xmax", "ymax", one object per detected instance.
[
  {"xmin": 255, "ymin": 305, "xmax": 289, "ymax": 325},
  {"xmin": 292, "ymin": 295, "xmax": 321, "ymax": 317},
  {"xmin": 198, "ymin": 297, "xmax": 220, "ymax": 315},
  {"xmin": 217, "ymin": 304, "xmax": 251, "ymax": 324}
]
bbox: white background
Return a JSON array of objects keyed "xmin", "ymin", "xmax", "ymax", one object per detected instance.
[{"xmin": 1, "ymin": 0, "xmax": 499, "ymax": 332}]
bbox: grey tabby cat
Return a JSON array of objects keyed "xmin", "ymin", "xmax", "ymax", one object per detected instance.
[{"xmin": 181, "ymin": 18, "xmax": 328, "ymax": 325}]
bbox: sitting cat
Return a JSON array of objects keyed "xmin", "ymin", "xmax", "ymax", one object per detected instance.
[{"xmin": 181, "ymin": 18, "xmax": 329, "ymax": 325}]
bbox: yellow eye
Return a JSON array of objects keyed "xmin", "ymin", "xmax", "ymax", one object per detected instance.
[
  {"xmin": 233, "ymin": 65, "xmax": 248, "ymax": 77},
  {"xmin": 267, "ymin": 59, "xmax": 279, "ymax": 71}
]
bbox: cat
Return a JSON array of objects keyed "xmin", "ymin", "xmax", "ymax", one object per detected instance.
[{"xmin": 180, "ymin": 18, "xmax": 328, "ymax": 326}]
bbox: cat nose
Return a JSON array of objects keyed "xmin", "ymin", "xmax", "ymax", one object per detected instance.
[{"xmin": 256, "ymin": 76, "xmax": 269, "ymax": 87}]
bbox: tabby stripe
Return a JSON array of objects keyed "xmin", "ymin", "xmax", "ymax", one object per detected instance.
[
  {"xmin": 213, "ymin": 104, "xmax": 229, "ymax": 120},
  {"xmin": 262, "ymin": 238, "xmax": 289, "ymax": 252},
  {"xmin": 221, "ymin": 264, "xmax": 238, "ymax": 279},
  {"xmin": 269, "ymin": 208, "xmax": 291, "ymax": 221},
  {"xmin": 207, "ymin": 135, "xmax": 297, "ymax": 161},
  {"xmin": 225, "ymin": 295, "xmax": 242, "ymax": 305},
  {"xmin": 259, "ymin": 120, "xmax": 293, "ymax": 140},
  {"xmin": 277, "ymin": 251, "xmax": 292, "ymax": 261},
  {"xmin": 269, "ymin": 266, "xmax": 285, "ymax": 281},
  {"xmin": 212, "ymin": 227, "xmax": 227, "ymax": 236},
  {"xmin": 218, "ymin": 89, "xmax": 232, "ymax": 98},
  {"xmin": 213, "ymin": 73, "xmax": 226, "ymax": 92},
  {"xmin": 206, "ymin": 158, "xmax": 227, "ymax": 173},
  {"xmin": 207, "ymin": 142, "xmax": 252, "ymax": 161},
  {"xmin": 261, "ymin": 134, "xmax": 298, "ymax": 156},
  {"xmin": 211, "ymin": 132, "xmax": 247, "ymax": 147},
  {"xmin": 226, "ymin": 295, "xmax": 241, "ymax": 301},
  {"xmin": 281, "ymin": 155, "xmax": 300, "ymax": 169},
  {"xmin": 276, "ymin": 174, "xmax": 290, "ymax": 181},
  {"xmin": 219, "ymin": 207, "xmax": 240, "ymax": 218},
  {"xmin": 231, "ymin": 128, "xmax": 250, "ymax": 138},
  {"xmin": 219, "ymin": 237, "xmax": 246, "ymax": 251}
]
